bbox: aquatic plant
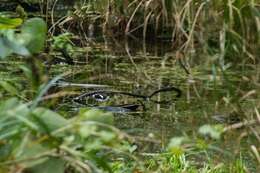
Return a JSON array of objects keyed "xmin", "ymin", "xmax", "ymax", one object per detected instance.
[{"xmin": 0, "ymin": 1, "xmax": 259, "ymax": 173}]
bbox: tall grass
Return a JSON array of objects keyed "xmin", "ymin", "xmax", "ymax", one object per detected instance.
[{"xmin": 56, "ymin": 0, "xmax": 258, "ymax": 60}]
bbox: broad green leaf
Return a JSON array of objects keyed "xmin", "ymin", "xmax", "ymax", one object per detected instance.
[
  {"xmin": 27, "ymin": 157, "xmax": 65, "ymax": 173},
  {"xmin": 20, "ymin": 18, "xmax": 47, "ymax": 54},
  {"xmin": 85, "ymin": 139, "xmax": 103, "ymax": 151},
  {"xmin": 32, "ymin": 108, "xmax": 68, "ymax": 134},
  {"xmin": 17, "ymin": 143, "xmax": 49, "ymax": 168},
  {"xmin": 7, "ymin": 104, "xmax": 38, "ymax": 130},
  {"xmin": 79, "ymin": 125, "xmax": 97, "ymax": 138},
  {"xmin": 0, "ymin": 16, "xmax": 23, "ymax": 29},
  {"xmin": 99, "ymin": 130, "xmax": 116, "ymax": 142},
  {"xmin": 79, "ymin": 109, "xmax": 114, "ymax": 125},
  {"xmin": 0, "ymin": 98, "xmax": 20, "ymax": 115},
  {"xmin": 0, "ymin": 17, "xmax": 47, "ymax": 58}
]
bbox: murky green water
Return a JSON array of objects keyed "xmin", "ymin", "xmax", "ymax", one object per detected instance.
[
  {"xmin": 1, "ymin": 37, "xmax": 258, "ymax": 169},
  {"xmin": 49, "ymin": 37, "xmax": 258, "ymax": 148}
]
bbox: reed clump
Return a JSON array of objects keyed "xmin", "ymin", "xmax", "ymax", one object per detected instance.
[{"xmin": 49, "ymin": 0, "xmax": 259, "ymax": 61}]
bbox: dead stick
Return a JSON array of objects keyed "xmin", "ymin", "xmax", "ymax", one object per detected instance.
[{"xmin": 223, "ymin": 119, "xmax": 259, "ymax": 132}]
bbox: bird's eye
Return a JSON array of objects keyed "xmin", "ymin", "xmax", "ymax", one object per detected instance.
[
  {"xmin": 92, "ymin": 93, "xmax": 109, "ymax": 102},
  {"xmin": 93, "ymin": 94, "xmax": 103, "ymax": 99}
]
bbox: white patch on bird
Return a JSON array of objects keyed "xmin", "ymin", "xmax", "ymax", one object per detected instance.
[{"xmin": 92, "ymin": 93, "xmax": 110, "ymax": 102}]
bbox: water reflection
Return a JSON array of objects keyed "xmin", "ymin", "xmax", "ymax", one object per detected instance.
[{"xmin": 48, "ymin": 37, "xmax": 258, "ymax": 157}]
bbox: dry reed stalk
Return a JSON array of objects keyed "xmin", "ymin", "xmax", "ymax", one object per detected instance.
[
  {"xmin": 125, "ymin": 0, "xmax": 144, "ymax": 34},
  {"xmin": 183, "ymin": 2, "xmax": 206, "ymax": 52},
  {"xmin": 223, "ymin": 119, "xmax": 259, "ymax": 132},
  {"xmin": 250, "ymin": 145, "xmax": 260, "ymax": 165}
]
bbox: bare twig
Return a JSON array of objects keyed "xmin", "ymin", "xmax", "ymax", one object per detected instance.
[
  {"xmin": 250, "ymin": 145, "xmax": 260, "ymax": 165},
  {"xmin": 125, "ymin": 0, "xmax": 145, "ymax": 34},
  {"xmin": 223, "ymin": 119, "xmax": 259, "ymax": 132},
  {"xmin": 0, "ymin": 149, "xmax": 58, "ymax": 165}
]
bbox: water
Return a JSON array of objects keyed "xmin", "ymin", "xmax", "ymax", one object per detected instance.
[{"xmin": 3, "ymin": 36, "xmax": 257, "ymax": 168}]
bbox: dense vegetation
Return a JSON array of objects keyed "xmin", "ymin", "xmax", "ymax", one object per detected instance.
[{"xmin": 0, "ymin": 0, "xmax": 259, "ymax": 173}]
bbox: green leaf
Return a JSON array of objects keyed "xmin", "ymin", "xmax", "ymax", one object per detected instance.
[
  {"xmin": 32, "ymin": 108, "xmax": 68, "ymax": 134},
  {"xmin": 0, "ymin": 29, "xmax": 30, "ymax": 58},
  {"xmin": 79, "ymin": 109, "xmax": 114, "ymax": 125},
  {"xmin": 0, "ymin": 81, "xmax": 19, "ymax": 96},
  {"xmin": 87, "ymin": 151, "xmax": 112, "ymax": 173},
  {"xmin": 99, "ymin": 130, "xmax": 116, "ymax": 142},
  {"xmin": 0, "ymin": 18, "xmax": 47, "ymax": 58},
  {"xmin": 20, "ymin": 18, "xmax": 47, "ymax": 54},
  {"xmin": 0, "ymin": 39, "xmax": 12, "ymax": 58},
  {"xmin": 0, "ymin": 16, "xmax": 23, "ymax": 29},
  {"xmin": 8, "ymin": 104, "xmax": 38, "ymax": 130},
  {"xmin": 0, "ymin": 99, "xmax": 34, "ymax": 131},
  {"xmin": 196, "ymin": 139, "xmax": 208, "ymax": 150},
  {"xmin": 0, "ymin": 143, "xmax": 12, "ymax": 161},
  {"xmin": 85, "ymin": 139, "xmax": 103, "ymax": 151},
  {"xmin": 167, "ymin": 137, "xmax": 187, "ymax": 155},
  {"xmin": 0, "ymin": 98, "xmax": 19, "ymax": 114},
  {"xmin": 17, "ymin": 143, "xmax": 49, "ymax": 168},
  {"xmin": 79, "ymin": 125, "xmax": 97, "ymax": 138},
  {"xmin": 19, "ymin": 65, "xmax": 33, "ymax": 80},
  {"xmin": 27, "ymin": 157, "xmax": 65, "ymax": 173}
]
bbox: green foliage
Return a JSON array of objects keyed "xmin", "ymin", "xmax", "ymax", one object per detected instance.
[
  {"xmin": 167, "ymin": 137, "xmax": 187, "ymax": 155},
  {"xmin": 0, "ymin": 16, "xmax": 23, "ymax": 29},
  {"xmin": 79, "ymin": 108, "xmax": 114, "ymax": 125},
  {"xmin": 0, "ymin": 17, "xmax": 46, "ymax": 58},
  {"xmin": 21, "ymin": 18, "xmax": 47, "ymax": 54},
  {"xmin": 51, "ymin": 32, "xmax": 74, "ymax": 51},
  {"xmin": 0, "ymin": 81, "xmax": 19, "ymax": 96},
  {"xmin": 32, "ymin": 108, "xmax": 68, "ymax": 134},
  {"xmin": 72, "ymin": 0, "xmax": 259, "ymax": 60},
  {"xmin": 0, "ymin": 29, "xmax": 30, "ymax": 58},
  {"xmin": 28, "ymin": 158, "xmax": 65, "ymax": 173},
  {"xmin": 0, "ymin": 1, "xmax": 258, "ymax": 172},
  {"xmin": 0, "ymin": 98, "xmax": 130, "ymax": 172}
]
